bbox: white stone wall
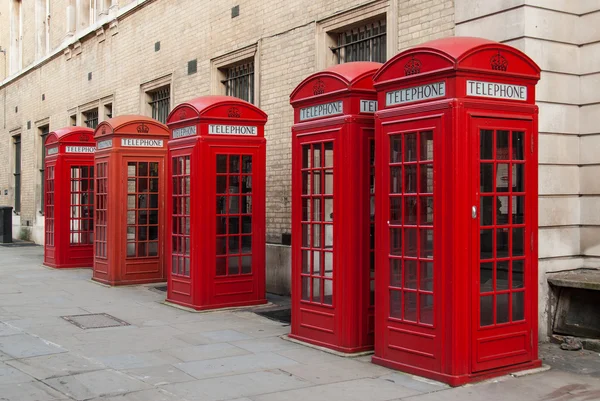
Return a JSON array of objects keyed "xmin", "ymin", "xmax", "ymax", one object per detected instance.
[{"xmin": 456, "ymin": 0, "xmax": 600, "ymax": 339}]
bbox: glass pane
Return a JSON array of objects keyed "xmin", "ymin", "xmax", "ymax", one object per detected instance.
[
  {"xmin": 404, "ymin": 292, "xmax": 417, "ymax": 322},
  {"xmin": 149, "ymin": 242, "xmax": 158, "ymax": 257},
  {"xmin": 497, "ymin": 130, "xmax": 509, "ymax": 160},
  {"xmin": 390, "ymin": 197, "xmax": 402, "ymax": 224},
  {"xmin": 302, "ymin": 146, "xmax": 310, "ymax": 169},
  {"xmin": 480, "ymin": 229, "xmax": 493, "ymax": 260},
  {"xmin": 149, "ymin": 162, "xmax": 159, "ymax": 176},
  {"xmin": 512, "ymin": 260, "xmax": 524, "ymax": 289},
  {"xmin": 420, "ymin": 229, "xmax": 434, "ymax": 259},
  {"xmin": 302, "ymin": 199, "xmax": 309, "ymax": 221},
  {"xmin": 324, "ymin": 252, "xmax": 333, "ymax": 277},
  {"xmin": 390, "ymin": 136, "xmax": 402, "ymax": 163},
  {"xmin": 390, "ymin": 167, "xmax": 402, "ymax": 194},
  {"xmin": 324, "ymin": 142, "xmax": 334, "ymax": 167},
  {"xmin": 301, "ymin": 250, "xmax": 310, "ymax": 274},
  {"xmin": 217, "ymin": 176, "xmax": 227, "ymax": 194},
  {"xmin": 390, "ymin": 290, "xmax": 402, "ymax": 319},
  {"xmin": 138, "ymin": 162, "xmax": 148, "ymax": 176},
  {"xmin": 312, "ymin": 278, "xmax": 321, "ymax": 301},
  {"xmin": 480, "ymin": 164, "xmax": 494, "ymax": 193},
  {"xmin": 229, "ymin": 236, "xmax": 240, "ymax": 254},
  {"xmin": 480, "ymin": 295, "xmax": 493, "ymax": 326},
  {"xmin": 512, "ymin": 228, "xmax": 524, "ymax": 256},
  {"xmin": 324, "ymin": 198, "xmax": 333, "ymax": 222},
  {"xmin": 480, "ymin": 129, "xmax": 493, "ymax": 160},
  {"xmin": 497, "ymin": 163, "xmax": 509, "ymax": 192},
  {"xmin": 481, "ymin": 196, "xmax": 494, "ymax": 226},
  {"xmin": 229, "ymin": 155, "xmax": 239, "ymax": 173},
  {"xmin": 184, "ymin": 258, "xmax": 190, "ymax": 275},
  {"xmin": 229, "ymin": 196, "xmax": 239, "ymax": 214},
  {"xmin": 324, "ymin": 224, "xmax": 333, "ymax": 248},
  {"xmin": 512, "ymin": 164, "xmax": 524, "ymax": 192},
  {"xmin": 228, "ymin": 217, "xmax": 239, "ymax": 234},
  {"xmin": 127, "ymin": 195, "xmax": 136, "ymax": 209},
  {"xmin": 127, "ymin": 242, "xmax": 135, "ymax": 257},
  {"xmin": 229, "ymin": 256, "xmax": 240, "ymax": 274},
  {"xmin": 312, "ymin": 224, "xmax": 321, "ymax": 247},
  {"xmin": 313, "ymin": 251, "xmax": 321, "ymax": 276},
  {"xmin": 390, "ymin": 258, "xmax": 402, "ymax": 287},
  {"xmin": 512, "ymin": 131, "xmax": 524, "ymax": 160},
  {"xmin": 241, "ymin": 256, "xmax": 252, "ymax": 274},
  {"xmin": 497, "ymin": 196, "xmax": 509, "ymax": 225},
  {"xmin": 216, "ymin": 257, "xmax": 226, "ymax": 276},
  {"xmin": 404, "ymin": 197, "xmax": 417, "ymax": 225},
  {"xmin": 312, "ymin": 199, "xmax": 321, "ymax": 221},
  {"xmin": 405, "ymin": 133, "xmax": 417, "ymax": 162},
  {"xmin": 127, "ymin": 179, "xmax": 136, "ymax": 193},
  {"xmin": 512, "ymin": 292, "xmax": 524, "ymax": 321},
  {"xmin": 480, "ymin": 262, "xmax": 493, "ymax": 292},
  {"xmin": 405, "ymin": 228, "xmax": 418, "ymax": 257},
  {"xmin": 216, "ymin": 237, "xmax": 226, "ymax": 255},
  {"xmin": 419, "ymin": 131, "xmax": 433, "ymax": 161},
  {"xmin": 301, "ymin": 276, "xmax": 310, "ymax": 301},
  {"xmin": 242, "ymin": 155, "xmax": 252, "ymax": 173},
  {"xmin": 127, "ymin": 211, "xmax": 135, "ymax": 225},
  {"xmin": 217, "ymin": 197, "xmax": 226, "ymax": 215},
  {"xmin": 419, "ymin": 293, "xmax": 433, "ymax": 325},
  {"xmin": 497, "ymin": 261, "xmax": 509, "ymax": 290},
  {"xmin": 302, "ymin": 224, "xmax": 309, "ymax": 247},
  {"xmin": 420, "ymin": 197, "xmax": 433, "ymax": 225},
  {"xmin": 404, "ymin": 165, "xmax": 417, "ymax": 193},
  {"xmin": 242, "ymin": 176, "xmax": 252, "ymax": 193},
  {"xmin": 420, "ymin": 261, "xmax": 433, "ymax": 291},
  {"xmin": 324, "ymin": 171, "xmax": 333, "ymax": 194},
  {"xmin": 313, "ymin": 145, "xmax": 321, "ymax": 168},
  {"xmin": 229, "ymin": 176, "xmax": 240, "ymax": 194},
  {"xmin": 127, "ymin": 163, "xmax": 136, "ymax": 177},
  {"xmin": 323, "ymin": 279, "xmax": 333, "ymax": 305},
  {"xmin": 313, "ymin": 171, "xmax": 322, "ymax": 195},
  {"xmin": 390, "ymin": 228, "xmax": 402, "ymax": 256},
  {"xmin": 513, "ymin": 196, "xmax": 525, "ymax": 224},
  {"xmin": 497, "ymin": 229, "xmax": 509, "ymax": 258},
  {"xmin": 242, "ymin": 216, "xmax": 252, "ymax": 233},
  {"xmin": 420, "ymin": 165, "xmax": 433, "ymax": 193},
  {"xmin": 241, "ymin": 196, "xmax": 252, "ymax": 214},
  {"xmin": 404, "ymin": 260, "xmax": 417, "ymax": 289},
  {"xmin": 497, "ymin": 293, "xmax": 509, "ymax": 324}
]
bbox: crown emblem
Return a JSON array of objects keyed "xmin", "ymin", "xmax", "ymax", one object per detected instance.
[
  {"xmin": 79, "ymin": 134, "xmax": 90, "ymax": 141},
  {"xmin": 491, "ymin": 51, "xmax": 508, "ymax": 71},
  {"xmin": 313, "ymin": 79, "xmax": 325, "ymax": 95},
  {"xmin": 404, "ymin": 56, "xmax": 422, "ymax": 76},
  {"xmin": 101, "ymin": 127, "xmax": 107, "ymax": 135},
  {"xmin": 178, "ymin": 109, "xmax": 187, "ymax": 120},
  {"xmin": 137, "ymin": 123, "xmax": 149, "ymax": 133},
  {"xmin": 227, "ymin": 107, "xmax": 240, "ymax": 118}
]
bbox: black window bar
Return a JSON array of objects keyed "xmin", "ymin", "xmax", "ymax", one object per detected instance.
[
  {"xmin": 14, "ymin": 135, "xmax": 21, "ymax": 214},
  {"xmin": 149, "ymin": 87, "xmax": 170, "ymax": 124},
  {"xmin": 221, "ymin": 61, "xmax": 254, "ymax": 104},
  {"xmin": 84, "ymin": 109, "xmax": 99, "ymax": 129},
  {"xmin": 331, "ymin": 20, "xmax": 387, "ymax": 64},
  {"xmin": 40, "ymin": 126, "xmax": 49, "ymax": 214}
]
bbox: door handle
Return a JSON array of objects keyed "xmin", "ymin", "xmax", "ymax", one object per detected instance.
[{"xmin": 472, "ymin": 206, "xmax": 477, "ymax": 219}]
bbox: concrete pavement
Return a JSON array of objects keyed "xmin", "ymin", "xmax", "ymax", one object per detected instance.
[{"xmin": 0, "ymin": 245, "xmax": 598, "ymax": 401}]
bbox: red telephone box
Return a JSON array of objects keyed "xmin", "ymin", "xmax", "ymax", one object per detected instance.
[
  {"xmin": 44, "ymin": 127, "xmax": 96, "ymax": 268},
  {"xmin": 372, "ymin": 37, "xmax": 541, "ymax": 385},
  {"xmin": 92, "ymin": 116, "xmax": 169, "ymax": 286},
  {"xmin": 165, "ymin": 96, "xmax": 267, "ymax": 310},
  {"xmin": 289, "ymin": 62, "xmax": 382, "ymax": 353}
]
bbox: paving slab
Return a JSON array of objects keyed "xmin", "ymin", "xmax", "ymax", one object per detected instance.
[
  {"xmin": 195, "ymin": 329, "xmax": 253, "ymax": 342},
  {"xmin": 124, "ymin": 364, "xmax": 196, "ymax": 386},
  {"xmin": 275, "ymin": 346, "xmax": 345, "ymax": 364},
  {"xmin": 0, "ymin": 381, "xmax": 67, "ymax": 401},
  {"xmin": 251, "ymin": 376, "xmax": 422, "ymax": 401},
  {"xmin": 0, "ymin": 333, "xmax": 67, "ymax": 358},
  {"xmin": 6, "ymin": 352, "xmax": 105, "ymax": 379},
  {"xmin": 94, "ymin": 351, "xmax": 181, "ymax": 370},
  {"xmin": 231, "ymin": 337, "xmax": 303, "ymax": 354},
  {"xmin": 43, "ymin": 369, "xmax": 152, "ymax": 401},
  {"xmin": 0, "ymin": 322, "xmax": 22, "ymax": 336},
  {"xmin": 175, "ymin": 352, "xmax": 299, "ymax": 379},
  {"xmin": 166, "ymin": 342, "xmax": 251, "ymax": 362},
  {"xmin": 161, "ymin": 370, "xmax": 312, "ymax": 401},
  {"xmin": 280, "ymin": 358, "xmax": 392, "ymax": 385},
  {"xmin": 0, "ymin": 362, "xmax": 35, "ymax": 385},
  {"xmin": 91, "ymin": 388, "xmax": 184, "ymax": 401}
]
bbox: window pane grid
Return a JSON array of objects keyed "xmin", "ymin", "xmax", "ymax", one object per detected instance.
[
  {"xmin": 216, "ymin": 154, "xmax": 253, "ymax": 277},
  {"xmin": 300, "ymin": 142, "xmax": 334, "ymax": 306},
  {"xmin": 172, "ymin": 156, "xmax": 191, "ymax": 277},
  {"xmin": 222, "ymin": 61, "xmax": 255, "ymax": 104},
  {"xmin": 126, "ymin": 162, "xmax": 160, "ymax": 258},
  {"xmin": 45, "ymin": 166, "xmax": 55, "ymax": 246},
  {"xmin": 69, "ymin": 166, "xmax": 94, "ymax": 245},
  {"xmin": 95, "ymin": 162, "xmax": 108, "ymax": 258},
  {"xmin": 479, "ymin": 129, "xmax": 526, "ymax": 327},
  {"xmin": 149, "ymin": 87, "xmax": 171, "ymax": 124},
  {"xmin": 388, "ymin": 130, "xmax": 434, "ymax": 326},
  {"xmin": 333, "ymin": 20, "xmax": 386, "ymax": 64},
  {"xmin": 83, "ymin": 109, "xmax": 99, "ymax": 129}
]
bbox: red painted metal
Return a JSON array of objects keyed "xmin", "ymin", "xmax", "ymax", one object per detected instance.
[
  {"xmin": 92, "ymin": 116, "xmax": 170, "ymax": 286},
  {"xmin": 44, "ymin": 127, "xmax": 96, "ymax": 268},
  {"xmin": 372, "ymin": 37, "xmax": 541, "ymax": 385},
  {"xmin": 165, "ymin": 96, "xmax": 268, "ymax": 310},
  {"xmin": 290, "ymin": 62, "xmax": 382, "ymax": 353}
]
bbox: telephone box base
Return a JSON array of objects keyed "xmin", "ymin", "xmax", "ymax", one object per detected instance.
[
  {"xmin": 288, "ymin": 333, "xmax": 374, "ymax": 355},
  {"xmin": 371, "ymin": 356, "xmax": 542, "ymax": 387},
  {"xmin": 165, "ymin": 297, "xmax": 267, "ymax": 312},
  {"xmin": 91, "ymin": 277, "xmax": 166, "ymax": 287},
  {"xmin": 44, "ymin": 262, "xmax": 92, "ymax": 269}
]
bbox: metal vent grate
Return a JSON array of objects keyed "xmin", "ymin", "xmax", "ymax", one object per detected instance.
[{"xmin": 62, "ymin": 313, "xmax": 129, "ymax": 329}]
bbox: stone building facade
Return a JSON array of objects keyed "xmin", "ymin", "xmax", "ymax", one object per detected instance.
[{"xmin": 0, "ymin": 0, "xmax": 598, "ymax": 340}]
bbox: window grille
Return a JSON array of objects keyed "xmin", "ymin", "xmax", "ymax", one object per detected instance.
[
  {"xmin": 83, "ymin": 109, "xmax": 99, "ymax": 129},
  {"xmin": 149, "ymin": 87, "xmax": 170, "ymax": 124},
  {"xmin": 222, "ymin": 61, "xmax": 254, "ymax": 104},
  {"xmin": 14, "ymin": 135, "xmax": 21, "ymax": 213},
  {"xmin": 40, "ymin": 126, "xmax": 49, "ymax": 214},
  {"xmin": 332, "ymin": 20, "xmax": 386, "ymax": 64}
]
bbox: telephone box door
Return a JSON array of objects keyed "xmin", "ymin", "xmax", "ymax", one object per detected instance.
[
  {"xmin": 211, "ymin": 146, "xmax": 265, "ymax": 304},
  {"xmin": 471, "ymin": 117, "xmax": 534, "ymax": 372},
  {"xmin": 377, "ymin": 116, "xmax": 441, "ymax": 372}
]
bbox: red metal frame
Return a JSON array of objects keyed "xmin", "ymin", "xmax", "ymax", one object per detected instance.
[
  {"xmin": 43, "ymin": 127, "xmax": 96, "ymax": 268},
  {"xmin": 372, "ymin": 37, "xmax": 541, "ymax": 385},
  {"xmin": 166, "ymin": 96, "xmax": 267, "ymax": 311},
  {"xmin": 290, "ymin": 62, "xmax": 382, "ymax": 353},
  {"xmin": 92, "ymin": 116, "xmax": 170, "ymax": 286}
]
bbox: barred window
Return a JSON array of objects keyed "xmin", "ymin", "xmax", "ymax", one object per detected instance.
[
  {"xmin": 149, "ymin": 86, "xmax": 170, "ymax": 124},
  {"xmin": 332, "ymin": 19, "xmax": 386, "ymax": 64},
  {"xmin": 83, "ymin": 109, "xmax": 99, "ymax": 129},
  {"xmin": 222, "ymin": 61, "xmax": 254, "ymax": 104},
  {"xmin": 39, "ymin": 125, "xmax": 49, "ymax": 214}
]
